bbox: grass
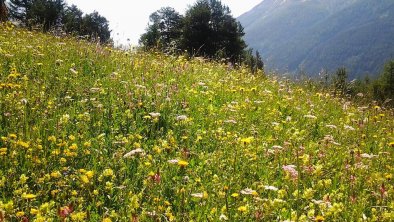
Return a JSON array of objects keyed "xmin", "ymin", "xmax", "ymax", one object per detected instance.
[{"xmin": 0, "ymin": 22, "xmax": 393, "ymax": 221}]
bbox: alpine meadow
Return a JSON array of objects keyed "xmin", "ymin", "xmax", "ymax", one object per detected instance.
[
  {"xmin": 0, "ymin": 22, "xmax": 393, "ymax": 222},
  {"xmin": 1, "ymin": 0, "xmax": 394, "ymax": 221}
]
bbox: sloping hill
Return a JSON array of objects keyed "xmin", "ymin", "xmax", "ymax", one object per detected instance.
[
  {"xmin": 239, "ymin": 0, "xmax": 394, "ymax": 78},
  {"xmin": 0, "ymin": 23, "xmax": 393, "ymax": 221}
]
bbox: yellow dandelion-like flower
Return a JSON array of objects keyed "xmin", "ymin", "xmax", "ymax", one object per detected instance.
[
  {"xmin": 80, "ymin": 175, "xmax": 89, "ymax": 184},
  {"xmin": 237, "ymin": 205, "xmax": 247, "ymax": 213},
  {"xmin": 315, "ymin": 215, "xmax": 325, "ymax": 222},
  {"xmin": 240, "ymin": 137, "xmax": 253, "ymax": 145},
  {"xmin": 231, "ymin": 193, "xmax": 239, "ymax": 198},
  {"xmin": 22, "ymin": 193, "xmax": 37, "ymax": 200},
  {"xmin": 178, "ymin": 160, "xmax": 189, "ymax": 167},
  {"xmin": 103, "ymin": 168, "xmax": 114, "ymax": 177},
  {"xmin": 85, "ymin": 171, "xmax": 94, "ymax": 179},
  {"xmin": 102, "ymin": 218, "xmax": 112, "ymax": 222},
  {"xmin": 16, "ymin": 211, "xmax": 25, "ymax": 217}
]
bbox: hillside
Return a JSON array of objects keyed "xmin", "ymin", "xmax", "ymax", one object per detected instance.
[
  {"xmin": 0, "ymin": 23, "xmax": 393, "ymax": 221},
  {"xmin": 239, "ymin": 0, "xmax": 394, "ymax": 79}
]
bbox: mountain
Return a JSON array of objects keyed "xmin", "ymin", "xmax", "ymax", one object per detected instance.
[{"xmin": 238, "ymin": 0, "xmax": 394, "ymax": 78}]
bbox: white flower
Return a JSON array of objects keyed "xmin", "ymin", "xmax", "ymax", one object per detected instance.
[
  {"xmin": 191, "ymin": 193, "xmax": 204, "ymax": 198},
  {"xmin": 360, "ymin": 153, "xmax": 378, "ymax": 159},
  {"xmin": 304, "ymin": 114, "xmax": 317, "ymax": 119},
  {"xmin": 264, "ymin": 185, "xmax": 279, "ymax": 191},
  {"xmin": 224, "ymin": 119, "xmax": 237, "ymax": 124},
  {"xmin": 149, "ymin": 112, "xmax": 161, "ymax": 118},
  {"xmin": 168, "ymin": 159, "xmax": 179, "ymax": 164},
  {"xmin": 219, "ymin": 214, "xmax": 228, "ymax": 221},
  {"xmin": 344, "ymin": 125, "xmax": 355, "ymax": 131},
  {"xmin": 240, "ymin": 188, "xmax": 257, "ymax": 195},
  {"xmin": 123, "ymin": 148, "xmax": 145, "ymax": 158},
  {"xmin": 325, "ymin": 124, "xmax": 337, "ymax": 129},
  {"xmin": 272, "ymin": 145, "xmax": 283, "ymax": 150},
  {"xmin": 176, "ymin": 115, "xmax": 187, "ymax": 121}
]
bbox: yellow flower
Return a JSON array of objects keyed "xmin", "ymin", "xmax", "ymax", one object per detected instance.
[
  {"xmin": 70, "ymin": 211, "xmax": 87, "ymax": 221},
  {"xmin": 0, "ymin": 148, "xmax": 7, "ymax": 155},
  {"xmin": 237, "ymin": 205, "xmax": 247, "ymax": 213},
  {"xmin": 240, "ymin": 137, "xmax": 253, "ymax": 145},
  {"xmin": 103, "ymin": 168, "xmax": 114, "ymax": 177},
  {"xmin": 231, "ymin": 193, "xmax": 239, "ymax": 198},
  {"xmin": 178, "ymin": 160, "xmax": 189, "ymax": 167},
  {"xmin": 102, "ymin": 218, "xmax": 112, "ymax": 222},
  {"xmin": 22, "ymin": 193, "xmax": 37, "ymax": 200},
  {"xmin": 17, "ymin": 140, "xmax": 29, "ymax": 148},
  {"xmin": 85, "ymin": 170, "xmax": 94, "ymax": 179},
  {"xmin": 16, "ymin": 211, "xmax": 25, "ymax": 217},
  {"xmin": 30, "ymin": 208, "xmax": 39, "ymax": 215},
  {"xmin": 50, "ymin": 171, "xmax": 62, "ymax": 178},
  {"xmin": 315, "ymin": 215, "xmax": 325, "ymax": 221},
  {"xmin": 80, "ymin": 175, "xmax": 89, "ymax": 184}
]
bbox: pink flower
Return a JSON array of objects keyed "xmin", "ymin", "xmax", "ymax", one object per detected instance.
[{"xmin": 282, "ymin": 165, "xmax": 298, "ymax": 180}]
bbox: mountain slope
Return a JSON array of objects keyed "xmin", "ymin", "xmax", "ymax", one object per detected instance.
[{"xmin": 238, "ymin": 0, "xmax": 394, "ymax": 78}]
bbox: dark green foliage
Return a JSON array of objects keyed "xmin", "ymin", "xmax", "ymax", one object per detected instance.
[
  {"xmin": 80, "ymin": 11, "xmax": 111, "ymax": 43},
  {"xmin": 8, "ymin": 0, "xmax": 111, "ymax": 43},
  {"xmin": 0, "ymin": 0, "xmax": 8, "ymax": 22},
  {"xmin": 9, "ymin": 0, "xmax": 65, "ymax": 31},
  {"xmin": 140, "ymin": 0, "xmax": 248, "ymax": 64},
  {"xmin": 140, "ymin": 7, "xmax": 183, "ymax": 50},
  {"xmin": 62, "ymin": 4, "xmax": 82, "ymax": 34},
  {"xmin": 334, "ymin": 67, "xmax": 348, "ymax": 95},
  {"xmin": 373, "ymin": 60, "xmax": 394, "ymax": 103},
  {"xmin": 181, "ymin": 0, "xmax": 246, "ymax": 61},
  {"xmin": 243, "ymin": 49, "xmax": 264, "ymax": 74}
]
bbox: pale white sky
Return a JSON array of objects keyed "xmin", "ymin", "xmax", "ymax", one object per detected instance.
[{"xmin": 65, "ymin": 0, "xmax": 262, "ymax": 45}]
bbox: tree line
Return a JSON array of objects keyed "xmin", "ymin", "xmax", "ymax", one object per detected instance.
[
  {"xmin": 314, "ymin": 60, "xmax": 394, "ymax": 107},
  {"xmin": 139, "ymin": 0, "xmax": 264, "ymax": 73},
  {"xmin": 1, "ymin": 0, "xmax": 111, "ymax": 43}
]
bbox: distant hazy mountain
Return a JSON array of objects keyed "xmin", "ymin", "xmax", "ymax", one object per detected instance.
[{"xmin": 238, "ymin": 0, "xmax": 394, "ymax": 78}]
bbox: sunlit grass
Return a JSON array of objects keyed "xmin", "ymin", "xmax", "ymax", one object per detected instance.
[{"xmin": 0, "ymin": 22, "xmax": 393, "ymax": 221}]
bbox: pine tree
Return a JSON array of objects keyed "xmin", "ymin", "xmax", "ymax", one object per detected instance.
[{"xmin": 9, "ymin": 0, "xmax": 65, "ymax": 31}]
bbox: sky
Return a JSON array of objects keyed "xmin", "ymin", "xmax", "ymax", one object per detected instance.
[{"xmin": 65, "ymin": 0, "xmax": 262, "ymax": 46}]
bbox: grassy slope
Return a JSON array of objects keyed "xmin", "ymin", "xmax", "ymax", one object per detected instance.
[{"xmin": 0, "ymin": 23, "xmax": 393, "ymax": 221}]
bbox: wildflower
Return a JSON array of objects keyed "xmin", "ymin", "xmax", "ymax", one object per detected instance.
[
  {"xmin": 237, "ymin": 205, "xmax": 248, "ymax": 213},
  {"xmin": 22, "ymin": 193, "xmax": 37, "ymax": 200},
  {"xmin": 16, "ymin": 211, "xmax": 25, "ymax": 217},
  {"xmin": 70, "ymin": 211, "xmax": 87, "ymax": 221},
  {"xmin": 80, "ymin": 175, "xmax": 89, "ymax": 184},
  {"xmin": 282, "ymin": 165, "xmax": 298, "ymax": 180},
  {"xmin": 176, "ymin": 115, "xmax": 188, "ymax": 121},
  {"xmin": 178, "ymin": 160, "xmax": 189, "ymax": 167},
  {"xmin": 0, "ymin": 148, "xmax": 7, "ymax": 155},
  {"xmin": 191, "ymin": 191, "xmax": 208, "ymax": 199},
  {"xmin": 389, "ymin": 141, "xmax": 394, "ymax": 147},
  {"xmin": 240, "ymin": 188, "xmax": 258, "ymax": 196},
  {"xmin": 231, "ymin": 193, "xmax": 239, "ymax": 198},
  {"xmin": 168, "ymin": 159, "xmax": 179, "ymax": 164},
  {"xmin": 304, "ymin": 114, "xmax": 317, "ymax": 119},
  {"xmin": 30, "ymin": 208, "xmax": 39, "ymax": 215},
  {"xmin": 85, "ymin": 171, "xmax": 94, "ymax": 179},
  {"xmin": 103, "ymin": 168, "xmax": 114, "ymax": 177},
  {"xmin": 103, "ymin": 218, "xmax": 112, "ymax": 222},
  {"xmin": 240, "ymin": 137, "xmax": 253, "ymax": 145},
  {"xmin": 149, "ymin": 112, "xmax": 161, "ymax": 118},
  {"xmin": 123, "ymin": 148, "xmax": 145, "ymax": 158},
  {"xmin": 219, "ymin": 214, "xmax": 228, "ymax": 221},
  {"xmin": 264, "ymin": 185, "xmax": 279, "ymax": 191}
]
